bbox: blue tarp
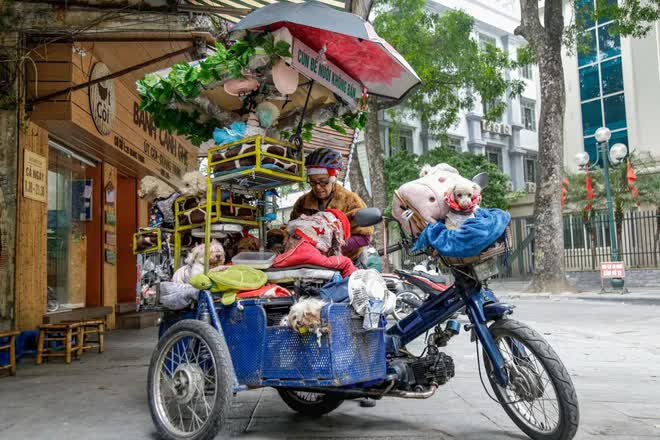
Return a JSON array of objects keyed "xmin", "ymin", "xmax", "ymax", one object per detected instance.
[
  {"xmin": 320, "ymin": 275, "xmax": 350, "ymax": 303},
  {"xmin": 413, "ymin": 208, "xmax": 510, "ymax": 257}
]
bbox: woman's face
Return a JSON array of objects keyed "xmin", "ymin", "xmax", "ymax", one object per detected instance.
[{"xmin": 308, "ymin": 175, "xmax": 334, "ymax": 200}]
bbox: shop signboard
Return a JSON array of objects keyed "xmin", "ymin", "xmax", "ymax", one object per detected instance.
[
  {"xmin": 89, "ymin": 62, "xmax": 116, "ymax": 136},
  {"xmin": 291, "ymin": 38, "xmax": 361, "ymax": 108},
  {"xmin": 23, "ymin": 150, "xmax": 47, "ymax": 203}
]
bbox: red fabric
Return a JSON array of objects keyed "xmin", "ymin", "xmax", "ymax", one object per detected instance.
[
  {"xmin": 411, "ymin": 275, "xmax": 448, "ymax": 292},
  {"xmin": 236, "ymin": 284, "xmax": 292, "ymax": 299},
  {"xmin": 266, "ymin": 23, "xmax": 404, "ymax": 86},
  {"xmin": 444, "ymin": 192, "xmax": 480, "ymax": 214},
  {"xmin": 325, "ymin": 208, "xmax": 351, "ymax": 240},
  {"xmin": 627, "ymin": 159, "xmax": 640, "ymax": 204},
  {"xmin": 272, "ymin": 240, "xmax": 357, "ymax": 278},
  {"xmin": 562, "ymin": 177, "xmax": 569, "ymax": 207},
  {"xmin": 585, "ymin": 171, "xmax": 594, "ymax": 212}
]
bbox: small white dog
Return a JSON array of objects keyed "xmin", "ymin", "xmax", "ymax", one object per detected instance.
[
  {"xmin": 286, "ymin": 297, "xmax": 327, "ymax": 332},
  {"xmin": 445, "ymin": 181, "xmax": 481, "ymax": 230}
]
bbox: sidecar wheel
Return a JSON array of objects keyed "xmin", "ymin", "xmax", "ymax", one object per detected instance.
[
  {"xmin": 485, "ymin": 319, "xmax": 579, "ymax": 440},
  {"xmin": 148, "ymin": 319, "xmax": 234, "ymax": 440},
  {"xmin": 277, "ymin": 388, "xmax": 344, "ymax": 417}
]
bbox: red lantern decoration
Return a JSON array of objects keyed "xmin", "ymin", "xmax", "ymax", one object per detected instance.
[
  {"xmin": 627, "ymin": 159, "xmax": 640, "ymax": 205},
  {"xmin": 585, "ymin": 170, "xmax": 594, "ymax": 212}
]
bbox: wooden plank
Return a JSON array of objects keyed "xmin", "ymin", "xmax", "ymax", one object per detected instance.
[
  {"xmin": 30, "ymin": 43, "xmax": 74, "ymax": 63},
  {"xmin": 26, "ymin": 62, "xmax": 73, "ymax": 82},
  {"xmin": 15, "ymin": 122, "xmax": 48, "ymax": 331},
  {"xmin": 26, "ymin": 81, "xmax": 74, "ymax": 101},
  {"xmin": 30, "ymin": 101, "xmax": 72, "ymax": 123},
  {"xmin": 103, "ymin": 163, "xmax": 117, "ymax": 330}
]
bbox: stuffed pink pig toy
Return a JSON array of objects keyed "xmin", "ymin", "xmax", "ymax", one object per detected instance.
[{"xmin": 392, "ymin": 163, "xmax": 479, "ymax": 236}]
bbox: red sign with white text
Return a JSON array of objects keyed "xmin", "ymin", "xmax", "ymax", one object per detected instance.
[{"xmin": 600, "ymin": 261, "xmax": 625, "ymax": 279}]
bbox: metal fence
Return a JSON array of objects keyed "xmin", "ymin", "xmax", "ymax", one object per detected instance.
[{"xmin": 396, "ymin": 209, "xmax": 660, "ymax": 277}]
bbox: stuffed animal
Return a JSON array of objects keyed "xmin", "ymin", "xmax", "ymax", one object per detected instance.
[
  {"xmin": 266, "ymin": 227, "xmax": 288, "ymax": 254},
  {"xmin": 178, "ymin": 171, "xmax": 206, "ymax": 197},
  {"xmin": 138, "ymin": 176, "xmax": 176, "ymax": 202},
  {"xmin": 392, "ymin": 163, "xmax": 480, "ymax": 235},
  {"xmin": 138, "ymin": 176, "xmax": 179, "ymax": 228}
]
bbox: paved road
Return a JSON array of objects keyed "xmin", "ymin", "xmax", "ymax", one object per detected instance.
[{"xmin": 1, "ymin": 298, "xmax": 659, "ymax": 440}]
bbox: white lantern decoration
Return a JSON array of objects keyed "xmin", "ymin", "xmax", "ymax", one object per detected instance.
[
  {"xmin": 575, "ymin": 151, "xmax": 590, "ymax": 167},
  {"xmin": 609, "ymin": 143, "xmax": 628, "ymax": 164},
  {"xmin": 594, "ymin": 127, "xmax": 612, "ymax": 143}
]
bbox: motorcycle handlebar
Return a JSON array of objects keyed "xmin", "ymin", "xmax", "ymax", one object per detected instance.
[{"xmin": 377, "ymin": 242, "xmax": 403, "ymax": 256}]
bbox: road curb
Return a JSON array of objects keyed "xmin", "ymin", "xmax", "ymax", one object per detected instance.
[{"xmin": 500, "ymin": 293, "xmax": 660, "ymax": 305}]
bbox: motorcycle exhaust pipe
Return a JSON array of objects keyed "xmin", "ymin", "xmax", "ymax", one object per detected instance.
[{"xmin": 387, "ymin": 384, "xmax": 438, "ymax": 399}]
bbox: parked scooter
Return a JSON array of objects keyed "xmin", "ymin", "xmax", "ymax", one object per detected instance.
[{"xmin": 384, "ymin": 256, "xmax": 450, "ymax": 321}]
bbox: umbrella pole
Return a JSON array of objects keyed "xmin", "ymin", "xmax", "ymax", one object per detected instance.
[{"xmin": 289, "ymin": 80, "xmax": 315, "ymax": 149}]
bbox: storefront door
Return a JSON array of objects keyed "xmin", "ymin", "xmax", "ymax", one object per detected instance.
[
  {"xmin": 116, "ymin": 174, "xmax": 137, "ymax": 304},
  {"xmin": 47, "ymin": 142, "xmax": 101, "ymax": 311}
]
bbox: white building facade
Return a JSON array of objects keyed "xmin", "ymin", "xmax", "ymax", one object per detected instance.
[
  {"xmin": 561, "ymin": 1, "xmax": 660, "ymax": 171},
  {"xmin": 357, "ymin": 0, "xmax": 541, "ymax": 193}
]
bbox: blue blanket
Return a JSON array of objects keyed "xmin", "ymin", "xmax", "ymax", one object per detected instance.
[{"xmin": 413, "ymin": 208, "xmax": 510, "ymax": 257}]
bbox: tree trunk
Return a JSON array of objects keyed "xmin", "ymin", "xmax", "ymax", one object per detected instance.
[
  {"xmin": 517, "ymin": 0, "xmax": 572, "ymax": 292},
  {"xmin": 364, "ymin": 97, "xmax": 390, "ymax": 270},
  {"xmin": 346, "ymin": 0, "xmax": 390, "ymax": 271}
]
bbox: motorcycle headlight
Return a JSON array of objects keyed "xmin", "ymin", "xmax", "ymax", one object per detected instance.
[{"xmin": 473, "ymin": 258, "xmax": 499, "ymax": 282}]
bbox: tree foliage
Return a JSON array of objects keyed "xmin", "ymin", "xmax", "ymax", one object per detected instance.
[
  {"xmin": 384, "ymin": 148, "xmax": 514, "ymax": 213},
  {"xmin": 565, "ymin": 152, "xmax": 660, "ymax": 216},
  {"xmin": 373, "ymin": 0, "xmax": 526, "ymax": 134}
]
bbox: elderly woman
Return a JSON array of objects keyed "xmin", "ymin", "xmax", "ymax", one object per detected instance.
[{"xmin": 290, "ymin": 148, "xmax": 374, "ymax": 263}]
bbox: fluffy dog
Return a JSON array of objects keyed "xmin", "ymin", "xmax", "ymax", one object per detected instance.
[
  {"xmin": 178, "ymin": 171, "xmax": 207, "ymax": 197},
  {"xmin": 171, "ymin": 240, "xmax": 225, "ymax": 284},
  {"xmin": 444, "ymin": 181, "xmax": 481, "ymax": 230},
  {"xmin": 286, "ymin": 297, "xmax": 327, "ymax": 333}
]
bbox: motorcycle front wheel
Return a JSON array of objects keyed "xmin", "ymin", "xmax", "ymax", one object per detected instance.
[
  {"xmin": 393, "ymin": 291, "xmax": 423, "ymax": 321},
  {"xmin": 485, "ymin": 319, "xmax": 579, "ymax": 440}
]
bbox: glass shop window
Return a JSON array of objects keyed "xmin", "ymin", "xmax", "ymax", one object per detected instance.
[{"xmin": 47, "ymin": 144, "xmax": 96, "ymax": 310}]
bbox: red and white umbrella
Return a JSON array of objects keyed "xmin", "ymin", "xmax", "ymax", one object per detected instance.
[{"xmin": 232, "ymin": 1, "xmax": 421, "ymax": 102}]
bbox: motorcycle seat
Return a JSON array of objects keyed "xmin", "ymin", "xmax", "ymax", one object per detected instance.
[
  {"xmin": 265, "ymin": 265, "xmax": 340, "ymax": 282},
  {"xmin": 410, "ymin": 271, "xmax": 449, "ymax": 285}
]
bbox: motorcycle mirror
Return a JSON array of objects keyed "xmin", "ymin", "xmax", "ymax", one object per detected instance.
[
  {"xmin": 472, "ymin": 172, "xmax": 489, "ymax": 189},
  {"xmin": 355, "ymin": 207, "xmax": 383, "ymax": 227}
]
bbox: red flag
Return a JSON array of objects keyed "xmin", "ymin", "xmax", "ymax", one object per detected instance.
[
  {"xmin": 585, "ymin": 171, "xmax": 594, "ymax": 212},
  {"xmin": 627, "ymin": 159, "xmax": 640, "ymax": 204}
]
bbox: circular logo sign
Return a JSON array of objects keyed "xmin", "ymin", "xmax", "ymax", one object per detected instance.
[{"xmin": 89, "ymin": 62, "xmax": 116, "ymax": 136}]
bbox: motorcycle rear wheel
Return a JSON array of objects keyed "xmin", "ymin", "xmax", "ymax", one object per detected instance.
[
  {"xmin": 277, "ymin": 388, "xmax": 344, "ymax": 417},
  {"xmin": 485, "ymin": 319, "xmax": 579, "ymax": 440}
]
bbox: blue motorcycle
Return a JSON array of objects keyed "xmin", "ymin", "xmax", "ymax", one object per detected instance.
[{"xmin": 147, "ymin": 208, "xmax": 579, "ymax": 440}]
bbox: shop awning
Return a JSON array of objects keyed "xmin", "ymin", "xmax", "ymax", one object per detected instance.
[{"xmin": 181, "ymin": 0, "xmax": 347, "ymax": 23}]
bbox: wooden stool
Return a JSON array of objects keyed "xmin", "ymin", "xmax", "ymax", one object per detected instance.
[
  {"xmin": 0, "ymin": 330, "xmax": 20, "ymax": 376},
  {"xmin": 79, "ymin": 319, "xmax": 105, "ymax": 354},
  {"xmin": 36, "ymin": 323, "xmax": 83, "ymax": 365}
]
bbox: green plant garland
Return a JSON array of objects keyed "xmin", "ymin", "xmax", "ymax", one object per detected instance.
[{"xmin": 136, "ymin": 33, "xmax": 368, "ymax": 146}]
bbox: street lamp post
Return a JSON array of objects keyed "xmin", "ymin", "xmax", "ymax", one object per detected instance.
[{"xmin": 575, "ymin": 127, "xmax": 628, "ymax": 290}]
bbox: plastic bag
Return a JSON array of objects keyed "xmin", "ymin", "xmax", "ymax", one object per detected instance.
[{"xmin": 159, "ymin": 282, "xmax": 199, "ymax": 310}]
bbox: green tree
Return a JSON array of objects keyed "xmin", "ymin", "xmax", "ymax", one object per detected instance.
[
  {"xmin": 565, "ymin": 152, "xmax": 660, "ymax": 268},
  {"xmin": 384, "ymin": 147, "xmax": 516, "ymax": 214},
  {"xmin": 516, "ymin": 0, "xmax": 660, "ymax": 292},
  {"xmin": 346, "ymin": 0, "xmax": 524, "ymax": 253}
]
